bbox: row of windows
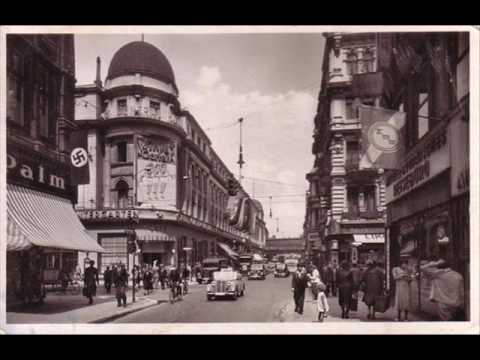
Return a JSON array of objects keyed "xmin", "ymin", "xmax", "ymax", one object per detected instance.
[{"xmin": 345, "ymin": 48, "xmax": 376, "ymax": 76}]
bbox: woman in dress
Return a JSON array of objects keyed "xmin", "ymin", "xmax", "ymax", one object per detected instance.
[
  {"xmin": 392, "ymin": 260, "xmax": 412, "ymax": 321},
  {"xmin": 336, "ymin": 261, "xmax": 354, "ymax": 319}
]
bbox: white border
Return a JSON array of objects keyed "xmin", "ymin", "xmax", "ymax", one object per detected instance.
[{"xmin": 0, "ymin": 25, "xmax": 478, "ymax": 335}]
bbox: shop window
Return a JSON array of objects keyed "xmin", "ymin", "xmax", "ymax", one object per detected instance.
[
  {"xmin": 117, "ymin": 98, "xmax": 127, "ymax": 117},
  {"xmin": 99, "ymin": 235, "xmax": 128, "ymax": 273},
  {"xmin": 117, "ymin": 141, "xmax": 128, "ymax": 162}
]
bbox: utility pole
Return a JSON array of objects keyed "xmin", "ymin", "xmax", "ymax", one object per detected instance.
[
  {"xmin": 276, "ymin": 217, "xmax": 279, "ymax": 234},
  {"xmin": 269, "ymin": 196, "xmax": 273, "ymax": 218},
  {"xmin": 237, "ymin": 118, "xmax": 244, "ymax": 185}
]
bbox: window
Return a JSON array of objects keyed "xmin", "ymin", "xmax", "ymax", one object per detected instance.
[
  {"xmin": 361, "ymin": 49, "xmax": 375, "ymax": 73},
  {"xmin": 38, "ymin": 66, "xmax": 49, "ymax": 138},
  {"xmin": 418, "ymin": 93, "xmax": 429, "ymax": 139},
  {"xmin": 116, "ymin": 141, "xmax": 128, "ymax": 162},
  {"xmin": 117, "ymin": 99, "xmax": 127, "ymax": 117},
  {"xmin": 345, "ymin": 98, "xmax": 357, "ymax": 119},
  {"xmin": 115, "ymin": 180, "xmax": 130, "ymax": 208},
  {"xmin": 346, "ymin": 141, "xmax": 360, "ymax": 169},
  {"xmin": 7, "ymin": 51, "xmax": 25, "ymax": 126},
  {"xmin": 150, "ymin": 100, "xmax": 160, "ymax": 118},
  {"xmin": 346, "ymin": 51, "xmax": 357, "ymax": 76},
  {"xmin": 347, "ymin": 187, "xmax": 360, "ymax": 216}
]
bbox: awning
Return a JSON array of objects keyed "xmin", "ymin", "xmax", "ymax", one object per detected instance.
[
  {"xmin": 400, "ymin": 240, "xmax": 416, "ymax": 256},
  {"xmin": 217, "ymin": 242, "xmax": 239, "ymax": 259},
  {"xmin": 7, "ymin": 185, "xmax": 104, "ymax": 253},
  {"xmin": 353, "ymin": 234, "xmax": 385, "ymax": 244},
  {"xmin": 135, "ymin": 229, "xmax": 176, "ymax": 242}
]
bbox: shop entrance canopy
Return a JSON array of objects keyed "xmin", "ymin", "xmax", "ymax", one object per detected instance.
[
  {"xmin": 217, "ymin": 242, "xmax": 239, "ymax": 259},
  {"xmin": 7, "ymin": 185, "xmax": 104, "ymax": 253},
  {"xmin": 353, "ymin": 234, "xmax": 385, "ymax": 245}
]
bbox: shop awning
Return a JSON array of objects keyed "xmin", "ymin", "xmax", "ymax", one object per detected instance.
[
  {"xmin": 217, "ymin": 242, "xmax": 239, "ymax": 259},
  {"xmin": 400, "ymin": 240, "xmax": 416, "ymax": 256},
  {"xmin": 7, "ymin": 185, "xmax": 104, "ymax": 253},
  {"xmin": 353, "ymin": 234, "xmax": 385, "ymax": 244},
  {"xmin": 135, "ymin": 229, "xmax": 176, "ymax": 242}
]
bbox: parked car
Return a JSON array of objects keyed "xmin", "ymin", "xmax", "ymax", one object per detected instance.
[
  {"xmin": 248, "ymin": 262, "xmax": 266, "ymax": 280},
  {"xmin": 207, "ymin": 268, "xmax": 245, "ymax": 300},
  {"xmin": 273, "ymin": 263, "xmax": 289, "ymax": 278},
  {"xmin": 199, "ymin": 257, "xmax": 230, "ymax": 284}
]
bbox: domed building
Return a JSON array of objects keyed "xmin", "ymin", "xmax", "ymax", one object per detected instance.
[{"xmin": 74, "ymin": 41, "xmax": 268, "ymax": 273}]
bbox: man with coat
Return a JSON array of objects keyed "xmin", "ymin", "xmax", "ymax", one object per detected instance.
[
  {"xmin": 114, "ymin": 264, "xmax": 129, "ymax": 307},
  {"xmin": 291, "ymin": 263, "xmax": 309, "ymax": 315},
  {"xmin": 103, "ymin": 266, "xmax": 113, "ymax": 294},
  {"xmin": 83, "ymin": 260, "xmax": 99, "ymax": 305}
]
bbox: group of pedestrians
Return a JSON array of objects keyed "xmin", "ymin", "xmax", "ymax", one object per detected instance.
[{"xmin": 291, "ymin": 260, "xmax": 387, "ymax": 322}]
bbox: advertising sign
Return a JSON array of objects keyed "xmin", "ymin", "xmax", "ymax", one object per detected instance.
[{"xmin": 136, "ymin": 136, "xmax": 177, "ymax": 210}]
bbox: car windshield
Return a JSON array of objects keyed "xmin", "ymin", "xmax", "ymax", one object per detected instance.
[
  {"xmin": 276, "ymin": 264, "xmax": 286, "ymax": 270},
  {"xmin": 251, "ymin": 264, "xmax": 263, "ymax": 270},
  {"xmin": 213, "ymin": 271, "xmax": 237, "ymax": 281}
]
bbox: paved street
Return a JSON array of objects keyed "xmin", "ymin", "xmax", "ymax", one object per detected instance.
[{"xmin": 113, "ymin": 274, "xmax": 429, "ymax": 323}]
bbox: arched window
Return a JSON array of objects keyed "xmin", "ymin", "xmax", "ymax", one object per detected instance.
[{"xmin": 115, "ymin": 180, "xmax": 129, "ymax": 208}]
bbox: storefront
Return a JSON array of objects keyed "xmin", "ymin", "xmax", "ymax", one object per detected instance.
[
  {"xmin": 386, "ymin": 111, "xmax": 469, "ymax": 319},
  {"xmin": 6, "ymin": 143, "xmax": 104, "ymax": 306}
]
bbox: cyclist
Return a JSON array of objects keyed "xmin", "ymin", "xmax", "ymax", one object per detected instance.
[{"xmin": 168, "ymin": 266, "xmax": 182, "ymax": 302}]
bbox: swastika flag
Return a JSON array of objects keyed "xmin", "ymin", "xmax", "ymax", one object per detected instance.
[
  {"xmin": 359, "ymin": 105, "xmax": 406, "ymax": 170},
  {"xmin": 69, "ymin": 129, "xmax": 90, "ymax": 185}
]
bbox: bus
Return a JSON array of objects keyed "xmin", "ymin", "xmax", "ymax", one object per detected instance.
[{"xmin": 238, "ymin": 254, "xmax": 253, "ymax": 275}]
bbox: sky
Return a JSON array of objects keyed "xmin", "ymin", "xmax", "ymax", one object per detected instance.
[{"xmin": 75, "ymin": 32, "xmax": 325, "ymax": 238}]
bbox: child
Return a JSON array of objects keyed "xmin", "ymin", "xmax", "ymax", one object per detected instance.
[{"xmin": 317, "ymin": 282, "xmax": 329, "ymax": 322}]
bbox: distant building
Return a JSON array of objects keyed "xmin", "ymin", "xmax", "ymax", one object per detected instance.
[
  {"xmin": 265, "ymin": 237, "xmax": 305, "ymax": 258},
  {"xmin": 74, "ymin": 41, "xmax": 268, "ymax": 273}
]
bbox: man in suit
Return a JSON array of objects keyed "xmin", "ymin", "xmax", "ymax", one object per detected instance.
[
  {"xmin": 291, "ymin": 263, "xmax": 309, "ymax": 315},
  {"xmin": 83, "ymin": 260, "xmax": 99, "ymax": 305}
]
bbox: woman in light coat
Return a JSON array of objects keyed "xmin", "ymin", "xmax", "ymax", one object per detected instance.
[{"xmin": 392, "ymin": 260, "xmax": 412, "ymax": 321}]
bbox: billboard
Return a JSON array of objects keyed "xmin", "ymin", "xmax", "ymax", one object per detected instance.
[{"xmin": 136, "ymin": 136, "xmax": 177, "ymax": 210}]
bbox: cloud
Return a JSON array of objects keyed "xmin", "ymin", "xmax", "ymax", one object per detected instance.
[{"xmin": 180, "ymin": 66, "xmax": 316, "ymax": 237}]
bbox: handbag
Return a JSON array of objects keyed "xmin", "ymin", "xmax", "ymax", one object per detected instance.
[
  {"xmin": 350, "ymin": 293, "xmax": 358, "ymax": 311},
  {"xmin": 374, "ymin": 292, "xmax": 390, "ymax": 313}
]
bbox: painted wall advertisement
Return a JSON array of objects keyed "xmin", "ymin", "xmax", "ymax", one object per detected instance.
[{"xmin": 136, "ymin": 136, "xmax": 177, "ymax": 210}]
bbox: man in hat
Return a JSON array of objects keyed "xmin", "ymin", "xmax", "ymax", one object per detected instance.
[
  {"xmin": 291, "ymin": 262, "xmax": 309, "ymax": 315},
  {"xmin": 83, "ymin": 260, "xmax": 99, "ymax": 305}
]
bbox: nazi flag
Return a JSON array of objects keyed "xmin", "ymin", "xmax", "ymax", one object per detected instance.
[{"xmin": 69, "ymin": 129, "xmax": 90, "ymax": 185}]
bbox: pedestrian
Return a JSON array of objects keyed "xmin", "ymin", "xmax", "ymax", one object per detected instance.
[
  {"xmin": 160, "ymin": 266, "xmax": 168, "ymax": 290},
  {"xmin": 291, "ymin": 263, "xmax": 309, "ymax": 315},
  {"xmin": 182, "ymin": 265, "xmax": 190, "ymax": 285},
  {"xmin": 103, "ymin": 266, "xmax": 113, "ymax": 294},
  {"xmin": 59, "ymin": 267, "xmax": 70, "ymax": 294},
  {"xmin": 336, "ymin": 260, "xmax": 354, "ymax": 319},
  {"xmin": 83, "ymin": 260, "xmax": 99, "ymax": 305},
  {"xmin": 143, "ymin": 265, "xmax": 153, "ymax": 295},
  {"xmin": 392, "ymin": 260, "xmax": 413, "ymax": 321},
  {"xmin": 194, "ymin": 262, "xmax": 202, "ymax": 284},
  {"xmin": 331, "ymin": 263, "xmax": 338, "ymax": 297},
  {"xmin": 152, "ymin": 261, "xmax": 160, "ymax": 290},
  {"xmin": 308, "ymin": 265, "xmax": 321, "ymax": 300},
  {"xmin": 114, "ymin": 264, "xmax": 129, "ymax": 307},
  {"xmin": 420, "ymin": 258, "xmax": 465, "ymax": 321},
  {"xmin": 360, "ymin": 260, "xmax": 384, "ymax": 320},
  {"xmin": 136, "ymin": 265, "xmax": 142, "ymax": 289},
  {"xmin": 323, "ymin": 263, "xmax": 334, "ymax": 297},
  {"xmin": 316, "ymin": 282, "xmax": 329, "ymax": 322}
]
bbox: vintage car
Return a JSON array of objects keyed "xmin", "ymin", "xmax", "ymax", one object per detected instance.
[
  {"xmin": 199, "ymin": 257, "xmax": 230, "ymax": 284},
  {"xmin": 206, "ymin": 268, "xmax": 245, "ymax": 300},
  {"xmin": 273, "ymin": 263, "xmax": 289, "ymax": 278},
  {"xmin": 248, "ymin": 262, "xmax": 266, "ymax": 280}
]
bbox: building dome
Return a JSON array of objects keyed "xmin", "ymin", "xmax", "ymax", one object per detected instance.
[{"xmin": 107, "ymin": 41, "xmax": 176, "ymax": 88}]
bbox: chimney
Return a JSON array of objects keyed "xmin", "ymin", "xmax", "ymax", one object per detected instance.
[{"xmin": 95, "ymin": 56, "xmax": 102, "ymax": 88}]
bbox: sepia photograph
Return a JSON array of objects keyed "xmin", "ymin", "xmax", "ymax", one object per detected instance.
[{"xmin": 0, "ymin": 25, "xmax": 478, "ymax": 334}]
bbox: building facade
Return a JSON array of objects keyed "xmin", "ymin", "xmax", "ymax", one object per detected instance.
[
  {"xmin": 74, "ymin": 41, "xmax": 268, "ymax": 274},
  {"xmin": 379, "ymin": 32, "xmax": 470, "ymax": 320},
  {"xmin": 265, "ymin": 237, "xmax": 306, "ymax": 259},
  {"xmin": 6, "ymin": 35, "xmax": 103, "ymax": 306},
  {"xmin": 305, "ymin": 33, "xmax": 387, "ymax": 271}
]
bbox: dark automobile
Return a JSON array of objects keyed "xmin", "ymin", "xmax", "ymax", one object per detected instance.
[
  {"xmin": 199, "ymin": 257, "xmax": 230, "ymax": 284},
  {"xmin": 248, "ymin": 263, "xmax": 266, "ymax": 280},
  {"xmin": 273, "ymin": 263, "xmax": 289, "ymax": 278}
]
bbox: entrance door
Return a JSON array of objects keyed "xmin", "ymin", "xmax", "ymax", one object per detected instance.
[{"xmin": 142, "ymin": 253, "xmax": 163, "ymax": 266}]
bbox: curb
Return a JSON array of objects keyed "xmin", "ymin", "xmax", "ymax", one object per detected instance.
[{"xmin": 91, "ymin": 299, "xmax": 167, "ymax": 324}]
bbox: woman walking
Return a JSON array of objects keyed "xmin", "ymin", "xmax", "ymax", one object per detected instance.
[
  {"xmin": 336, "ymin": 261, "xmax": 354, "ymax": 319},
  {"xmin": 392, "ymin": 260, "xmax": 412, "ymax": 321},
  {"xmin": 361, "ymin": 260, "xmax": 384, "ymax": 320},
  {"xmin": 143, "ymin": 265, "xmax": 154, "ymax": 295}
]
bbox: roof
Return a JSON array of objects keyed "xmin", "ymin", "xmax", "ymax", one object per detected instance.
[{"xmin": 107, "ymin": 41, "xmax": 176, "ymax": 89}]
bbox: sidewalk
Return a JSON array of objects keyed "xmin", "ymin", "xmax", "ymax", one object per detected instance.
[
  {"xmin": 7, "ymin": 281, "xmax": 202, "ymax": 324},
  {"xmin": 282, "ymin": 292, "xmax": 435, "ymax": 323}
]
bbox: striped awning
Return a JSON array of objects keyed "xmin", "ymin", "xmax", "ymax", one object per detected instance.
[
  {"xmin": 135, "ymin": 229, "xmax": 176, "ymax": 242},
  {"xmin": 7, "ymin": 185, "xmax": 104, "ymax": 253}
]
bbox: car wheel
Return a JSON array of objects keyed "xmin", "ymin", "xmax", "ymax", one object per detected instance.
[
  {"xmin": 241, "ymin": 288, "xmax": 245, "ymax": 296},
  {"xmin": 232, "ymin": 290, "xmax": 238, "ymax": 300},
  {"xmin": 207, "ymin": 295, "xmax": 212, "ymax": 301}
]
